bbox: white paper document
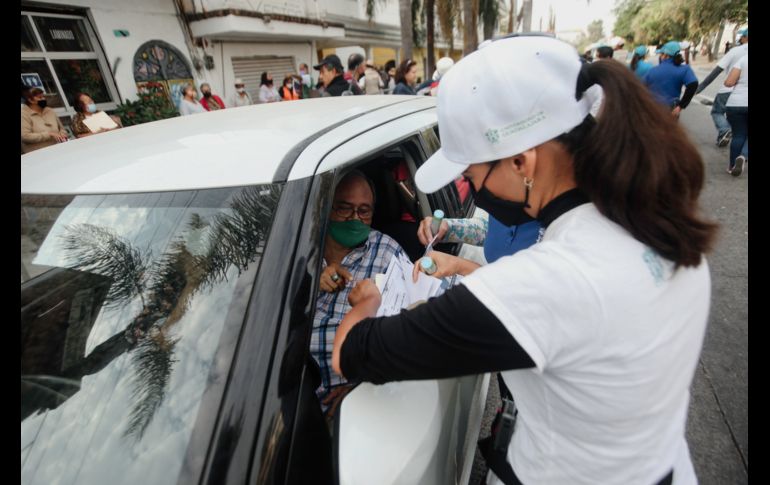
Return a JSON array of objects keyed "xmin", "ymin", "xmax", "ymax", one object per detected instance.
[
  {"xmin": 82, "ymin": 111, "xmax": 118, "ymax": 132},
  {"xmin": 374, "ymin": 252, "xmax": 462, "ymax": 317}
]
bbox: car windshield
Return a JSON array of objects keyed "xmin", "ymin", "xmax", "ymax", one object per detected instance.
[{"xmin": 21, "ymin": 185, "xmax": 282, "ymax": 484}]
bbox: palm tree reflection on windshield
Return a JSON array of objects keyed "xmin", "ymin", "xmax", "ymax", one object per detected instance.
[{"xmin": 58, "ymin": 185, "xmax": 280, "ymax": 440}]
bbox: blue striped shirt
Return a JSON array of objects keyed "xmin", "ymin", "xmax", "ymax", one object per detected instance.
[{"xmin": 310, "ymin": 229, "xmax": 404, "ymax": 397}]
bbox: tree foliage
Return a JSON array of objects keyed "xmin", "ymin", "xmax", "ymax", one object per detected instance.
[
  {"xmin": 612, "ymin": 0, "xmax": 747, "ymax": 45},
  {"xmin": 587, "ymin": 19, "xmax": 605, "ymax": 43}
]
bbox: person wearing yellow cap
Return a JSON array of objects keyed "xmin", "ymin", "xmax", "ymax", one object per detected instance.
[{"xmin": 331, "ymin": 34, "xmax": 716, "ymax": 485}]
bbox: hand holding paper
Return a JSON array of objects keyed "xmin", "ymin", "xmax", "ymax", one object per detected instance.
[{"xmin": 82, "ymin": 111, "xmax": 119, "ymax": 133}]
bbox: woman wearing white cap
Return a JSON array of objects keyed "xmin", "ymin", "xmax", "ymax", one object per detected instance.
[
  {"xmin": 331, "ymin": 34, "xmax": 716, "ymax": 485},
  {"xmin": 230, "ymin": 78, "xmax": 253, "ymax": 107}
]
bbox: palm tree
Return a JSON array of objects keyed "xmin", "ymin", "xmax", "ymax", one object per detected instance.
[
  {"xmin": 436, "ymin": 0, "xmax": 458, "ymax": 54},
  {"xmin": 462, "ymin": 0, "xmax": 479, "ymax": 55},
  {"xmin": 400, "ymin": 0, "xmax": 415, "ymax": 60},
  {"xmin": 479, "ymin": 0, "xmax": 502, "ymax": 40},
  {"xmin": 426, "ymin": 0, "xmax": 436, "ymax": 77},
  {"xmin": 56, "ymin": 185, "xmax": 281, "ymax": 440}
]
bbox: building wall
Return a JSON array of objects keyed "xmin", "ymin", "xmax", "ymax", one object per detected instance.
[
  {"xmin": 25, "ymin": 0, "xmax": 193, "ymax": 102},
  {"xmin": 199, "ymin": 0, "xmax": 401, "ymax": 28}
]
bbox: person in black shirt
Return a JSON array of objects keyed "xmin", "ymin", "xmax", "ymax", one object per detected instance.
[{"xmin": 314, "ymin": 54, "xmax": 362, "ymax": 97}]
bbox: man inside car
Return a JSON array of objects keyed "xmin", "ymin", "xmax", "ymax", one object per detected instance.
[{"xmin": 310, "ymin": 170, "xmax": 405, "ymax": 414}]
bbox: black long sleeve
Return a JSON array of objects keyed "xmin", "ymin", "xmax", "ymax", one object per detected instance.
[
  {"xmin": 679, "ymin": 81, "xmax": 698, "ymax": 109},
  {"xmin": 340, "ymin": 284, "xmax": 535, "ymax": 385},
  {"xmin": 695, "ymin": 66, "xmax": 723, "ymax": 94}
]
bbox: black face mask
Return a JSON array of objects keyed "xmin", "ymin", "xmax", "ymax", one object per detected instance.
[
  {"xmin": 36, "ymin": 99, "xmax": 47, "ymax": 109},
  {"xmin": 469, "ymin": 162, "xmax": 536, "ymax": 227},
  {"xmin": 202, "ymin": 91, "xmax": 212, "ymax": 98}
]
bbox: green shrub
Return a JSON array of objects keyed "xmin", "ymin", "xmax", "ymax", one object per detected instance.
[{"xmin": 111, "ymin": 81, "xmax": 179, "ymax": 127}]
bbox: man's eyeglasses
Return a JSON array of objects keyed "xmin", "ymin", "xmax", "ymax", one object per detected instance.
[{"xmin": 332, "ymin": 204, "xmax": 373, "ymax": 219}]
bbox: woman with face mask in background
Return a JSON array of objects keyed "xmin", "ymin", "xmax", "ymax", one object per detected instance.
[
  {"xmin": 71, "ymin": 92, "xmax": 123, "ymax": 138},
  {"xmin": 178, "ymin": 84, "xmax": 207, "ymax": 116},
  {"xmin": 332, "ymin": 35, "xmax": 717, "ymax": 485},
  {"xmin": 21, "ymin": 87, "xmax": 69, "ymax": 153},
  {"xmin": 258, "ymin": 72, "xmax": 281, "ymax": 103}
]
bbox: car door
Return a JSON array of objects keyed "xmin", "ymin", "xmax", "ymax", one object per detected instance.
[{"xmin": 294, "ymin": 112, "xmax": 489, "ymax": 485}]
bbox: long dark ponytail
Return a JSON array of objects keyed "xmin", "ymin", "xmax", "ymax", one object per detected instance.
[
  {"xmin": 558, "ymin": 60, "xmax": 717, "ymax": 268},
  {"xmin": 630, "ymin": 53, "xmax": 641, "ymax": 72}
]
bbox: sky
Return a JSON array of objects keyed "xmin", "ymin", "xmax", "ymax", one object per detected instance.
[{"xmin": 529, "ymin": 0, "xmax": 618, "ymax": 36}]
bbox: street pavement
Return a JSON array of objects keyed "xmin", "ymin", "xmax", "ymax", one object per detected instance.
[
  {"xmin": 680, "ymin": 73, "xmax": 748, "ymax": 485},
  {"xmin": 469, "ymin": 61, "xmax": 749, "ymax": 484}
]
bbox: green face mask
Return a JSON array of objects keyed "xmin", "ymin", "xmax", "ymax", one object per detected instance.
[{"xmin": 328, "ymin": 219, "xmax": 371, "ymax": 248}]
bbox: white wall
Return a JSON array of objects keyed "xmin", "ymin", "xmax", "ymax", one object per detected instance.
[
  {"xmin": 27, "ymin": 0, "xmax": 194, "ymax": 102},
  {"xmin": 199, "ymin": 0, "xmax": 401, "ymax": 28}
]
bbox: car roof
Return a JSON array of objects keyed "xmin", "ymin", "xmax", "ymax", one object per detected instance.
[{"xmin": 21, "ymin": 96, "xmax": 437, "ymax": 195}]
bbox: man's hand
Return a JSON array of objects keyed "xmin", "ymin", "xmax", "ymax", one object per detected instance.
[
  {"xmin": 671, "ymin": 106, "xmax": 682, "ymax": 119},
  {"xmin": 348, "ymin": 279, "xmax": 381, "ymax": 308},
  {"xmin": 50, "ymin": 132, "xmax": 68, "ymax": 143},
  {"xmin": 417, "ymin": 216, "xmax": 449, "ymax": 245},
  {"xmin": 412, "ymin": 250, "xmax": 480, "ymax": 282},
  {"xmin": 320, "ymin": 263, "xmax": 352, "ymax": 293}
]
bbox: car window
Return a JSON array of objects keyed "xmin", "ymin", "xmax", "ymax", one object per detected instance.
[{"xmin": 21, "ymin": 185, "xmax": 282, "ymax": 485}]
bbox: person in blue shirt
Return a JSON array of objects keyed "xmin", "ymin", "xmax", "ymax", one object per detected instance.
[
  {"xmin": 643, "ymin": 41, "xmax": 699, "ymax": 120},
  {"xmin": 629, "ymin": 45, "xmax": 653, "ymax": 79}
]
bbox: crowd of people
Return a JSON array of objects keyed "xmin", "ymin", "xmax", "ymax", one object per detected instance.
[
  {"xmin": 22, "ymin": 33, "xmax": 747, "ymax": 175},
  {"xmin": 21, "ymin": 52, "xmax": 454, "ymax": 154},
  {"xmin": 580, "ymin": 30, "xmax": 748, "ymax": 176}
]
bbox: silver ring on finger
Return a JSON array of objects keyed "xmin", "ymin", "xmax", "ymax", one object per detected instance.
[{"xmin": 331, "ymin": 273, "xmax": 340, "ymax": 283}]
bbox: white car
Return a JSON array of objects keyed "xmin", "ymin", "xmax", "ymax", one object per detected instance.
[{"xmin": 21, "ymin": 96, "xmax": 489, "ymax": 485}]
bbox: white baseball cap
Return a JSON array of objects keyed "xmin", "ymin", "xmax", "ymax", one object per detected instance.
[
  {"xmin": 416, "ymin": 35, "xmax": 596, "ymax": 194},
  {"xmin": 432, "ymin": 57, "xmax": 455, "ymax": 81},
  {"xmin": 234, "ymin": 78, "xmax": 245, "ymax": 85}
]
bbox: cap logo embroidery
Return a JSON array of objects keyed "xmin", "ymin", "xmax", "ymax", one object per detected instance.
[
  {"xmin": 485, "ymin": 129, "xmax": 500, "ymax": 144},
  {"xmin": 484, "ymin": 111, "xmax": 547, "ymax": 145}
]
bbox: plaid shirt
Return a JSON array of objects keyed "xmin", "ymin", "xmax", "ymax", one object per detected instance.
[{"xmin": 310, "ymin": 229, "xmax": 404, "ymax": 397}]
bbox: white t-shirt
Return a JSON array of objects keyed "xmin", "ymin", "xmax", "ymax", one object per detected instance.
[
  {"xmin": 229, "ymin": 91, "xmax": 253, "ymax": 108},
  {"xmin": 178, "ymin": 98, "xmax": 207, "ymax": 116},
  {"xmin": 725, "ymin": 55, "xmax": 748, "ymax": 107},
  {"xmin": 462, "ymin": 203, "xmax": 710, "ymax": 485},
  {"xmin": 258, "ymin": 85, "xmax": 281, "ymax": 103},
  {"xmin": 716, "ymin": 43, "xmax": 748, "ymax": 94}
]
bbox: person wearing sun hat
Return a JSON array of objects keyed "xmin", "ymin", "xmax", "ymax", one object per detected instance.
[
  {"xmin": 331, "ymin": 34, "xmax": 716, "ymax": 485},
  {"xmin": 630, "ymin": 44, "xmax": 653, "ymax": 79},
  {"xmin": 643, "ymin": 40, "xmax": 699, "ymax": 119}
]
